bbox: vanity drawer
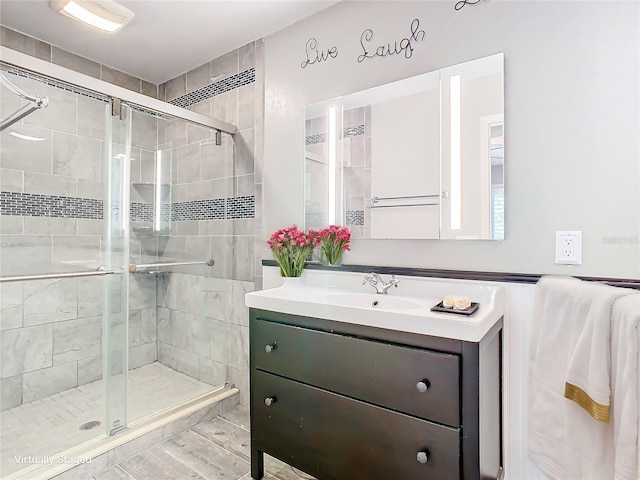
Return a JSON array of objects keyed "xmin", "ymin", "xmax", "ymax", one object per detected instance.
[
  {"xmin": 252, "ymin": 318, "xmax": 460, "ymax": 427},
  {"xmin": 252, "ymin": 370, "xmax": 460, "ymax": 480}
]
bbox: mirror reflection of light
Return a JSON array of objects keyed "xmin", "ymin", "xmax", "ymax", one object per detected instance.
[
  {"xmin": 328, "ymin": 105, "xmax": 337, "ymax": 225},
  {"xmin": 154, "ymin": 150, "xmax": 162, "ymax": 232},
  {"xmin": 450, "ymin": 75, "xmax": 461, "ymax": 230}
]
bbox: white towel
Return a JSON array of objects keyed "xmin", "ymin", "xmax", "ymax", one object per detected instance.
[
  {"xmin": 565, "ymin": 281, "xmax": 631, "ymax": 422},
  {"xmin": 610, "ymin": 293, "xmax": 640, "ymax": 480},
  {"xmin": 528, "ymin": 275, "xmax": 630, "ymax": 479}
]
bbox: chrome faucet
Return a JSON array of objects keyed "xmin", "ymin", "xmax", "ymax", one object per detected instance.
[{"xmin": 362, "ymin": 272, "xmax": 400, "ymax": 294}]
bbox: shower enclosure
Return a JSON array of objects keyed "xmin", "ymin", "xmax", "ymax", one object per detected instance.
[{"xmin": 0, "ymin": 47, "xmax": 240, "ymax": 479}]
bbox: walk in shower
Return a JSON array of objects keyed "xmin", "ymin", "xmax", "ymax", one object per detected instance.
[{"xmin": 0, "ymin": 47, "xmax": 243, "ymax": 479}]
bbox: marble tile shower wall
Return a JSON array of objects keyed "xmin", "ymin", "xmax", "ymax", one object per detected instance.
[
  {"xmin": 0, "ymin": 70, "xmax": 159, "ymax": 412},
  {"xmin": 158, "ymin": 40, "xmax": 264, "ymax": 404},
  {"xmin": 0, "ymin": 27, "xmax": 164, "ymax": 411},
  {"xmin": 155, "ymin": 275, "xmax": 253, "ymax": 393},
  {"xmin": 1, "ymin": 28, "xmax": 264, "ymax": 407},
  {"xmin": 127, "ymin": 113, "xmax": 164, "ymax": 380},
  {"xmin": 0, "ymin": 275, "xmax": 156, "ymax": 408}
]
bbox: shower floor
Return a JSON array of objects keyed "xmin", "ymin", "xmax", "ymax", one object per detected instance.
[{"xmin": 1, "ymin": 362, "xmax": 216, "ymax": 477}]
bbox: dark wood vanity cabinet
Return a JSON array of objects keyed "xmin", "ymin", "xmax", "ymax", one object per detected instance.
[{"xmin": 249, "ymin": 309, "xmax": 503, "ymax": 480}]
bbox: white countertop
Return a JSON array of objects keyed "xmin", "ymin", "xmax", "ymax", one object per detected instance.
[{"xmin": 245, "ymin": 268, "xmax": 505, "ymax": 342}]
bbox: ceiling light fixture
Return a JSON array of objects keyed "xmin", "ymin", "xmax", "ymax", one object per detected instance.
[{"xmin": 50, "ymin": 0, "xmax": 134, "ymax": 33}]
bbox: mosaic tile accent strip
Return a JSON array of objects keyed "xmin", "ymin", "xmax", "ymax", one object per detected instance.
[
  {"xmin": 305, "ymin": 210, "xmax": 364, "ymax": 227},
  {"xmin": 493, "ymin": 194, "xmax": 504, "ymax": 240},
  {"xmin": 130, "ymin": 105, "xmax": 164, "ymax": 118},
  {"xmin": 131, "ymin": 202, "xmax": 153, "ymax": 222},
  {"xmin": 305, "ymin": 124, "xmax": 365, "ymax": 145},
  {"xmin": 345, "ymin": 210, "xmax": 365, "ymax": 226},
  {"xmin": 304, "ymin": 211, "xmax": 324, "ymax": 228},
  {"xmin": 0, "ymin": 191, "xmax": 102, "ymax": 219},
  {"xmin": 172, "ymin": 198, "xmax": 226, "ymax": 221},
  {"xmin": 305, "ymin": 133, "xmax": 327, "ymax": 145},
  {"xmin": 227, "ymin": 195, "xmax": 255, "ymax": 219},
  {"xmin": 169, "ymin": 68, "xmax": 256, "ymax": 109},
  {"xmin": 0, "ymin": 191, "xmax": 256, "ymax": 221},
  {"xmin": 344, "ymin": 124, "xmax": 365, "ymax": 137}
]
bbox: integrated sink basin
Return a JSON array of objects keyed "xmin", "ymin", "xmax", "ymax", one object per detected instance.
[
  {"xmin": 245, "ymin": 269, "xmax": 505, "ymax": 342},
  {"xmin": 322, "ymin": 293, "xmax": 422, "ymax": 310}
]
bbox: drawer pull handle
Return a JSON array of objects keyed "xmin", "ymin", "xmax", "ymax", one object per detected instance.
[
  {"xmin": 265, "ymin": 343, "xmax": 277, "ymax": 353},
  {"xmin": 416, "ymin": 380, "xmax": 431, "ymax": 392},
  {"xmin": 264, "ymin": 396, "xmax": 277, "ymax": 407},
  {"xmin": 416, "ymin": 450, "xmax": 430, "ymax": 464}
]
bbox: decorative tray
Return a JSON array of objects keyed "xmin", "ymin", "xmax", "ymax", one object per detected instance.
[{"xmin": 430, "ymin": 301, "xmax": 480, "ymax": 316}]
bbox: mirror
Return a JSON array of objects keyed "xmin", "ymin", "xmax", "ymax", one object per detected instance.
[{"xmin": 304, "ymin": 53, "xmax": 504, "ymax": 240}]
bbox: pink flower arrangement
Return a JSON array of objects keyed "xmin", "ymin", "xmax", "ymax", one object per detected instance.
[
  {"xmin": 318, "ymin": 225, "xmax": 351, "ymax": 266},
  {"xmin": 267, "ymin": 225, "xmax": 318, "ymax": 277}
]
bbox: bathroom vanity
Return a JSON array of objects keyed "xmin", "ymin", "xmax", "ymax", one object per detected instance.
[{"xmin": 246, "ymin": 270, "xmax": 504, "ymax": 480}]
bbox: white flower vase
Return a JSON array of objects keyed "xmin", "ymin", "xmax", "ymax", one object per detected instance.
[
  {"xmin": 322, "ymin": 252, "xmax": 343, "ymax": 267},
  {"xmin": 280, "ymin": 275, "xmax": 304, "ymax": 289}
]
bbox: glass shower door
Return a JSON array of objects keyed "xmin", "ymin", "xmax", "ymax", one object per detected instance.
[
  {"xmin": 0, "ymin": 66, "xmax": 132, "ymax": 477},
  {"xmin": 1, "ymin": 56, "xmax": 236, "ymax": 479},
  {"xmin": 102, "ymin": 100, "xmax": 131, "ymax": 435}
]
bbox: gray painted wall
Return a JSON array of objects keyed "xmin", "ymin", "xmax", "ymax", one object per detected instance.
[
  {"xmin": 263, "ymin": 0, "xmax": 640, "ymax": 279},
  {"xmin": 262, "ymin": 4, "xmax": 639, "ymax": 478}
]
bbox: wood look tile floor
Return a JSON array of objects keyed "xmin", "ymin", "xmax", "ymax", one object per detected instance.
[{"xmin": 92, "ymin": 405, "xmax": 316, "ymax": 480}]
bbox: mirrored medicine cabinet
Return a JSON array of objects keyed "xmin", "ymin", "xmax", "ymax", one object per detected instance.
[{"xmin": 304, "ymin": 52, "xmax": 504, "ymax": 240}]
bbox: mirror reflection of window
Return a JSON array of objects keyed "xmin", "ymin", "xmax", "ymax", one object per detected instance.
[
  {"xmin": 369, "ymin": 85, "xmax": 440, "ymax": 239},
  {"xmin": 490, "ymin": 123, "xmax": 504, "ymax": 240}
]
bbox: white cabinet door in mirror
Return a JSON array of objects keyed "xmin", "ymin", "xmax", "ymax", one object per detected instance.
[{"xmin": 369, "ymin": 71, "xmax": 440, "ymax": 239}]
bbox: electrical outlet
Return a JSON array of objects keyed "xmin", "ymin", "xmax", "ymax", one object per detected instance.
[{"xmin": 555, "ymin": 231, "xmax": 582, "ymax": 265}]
